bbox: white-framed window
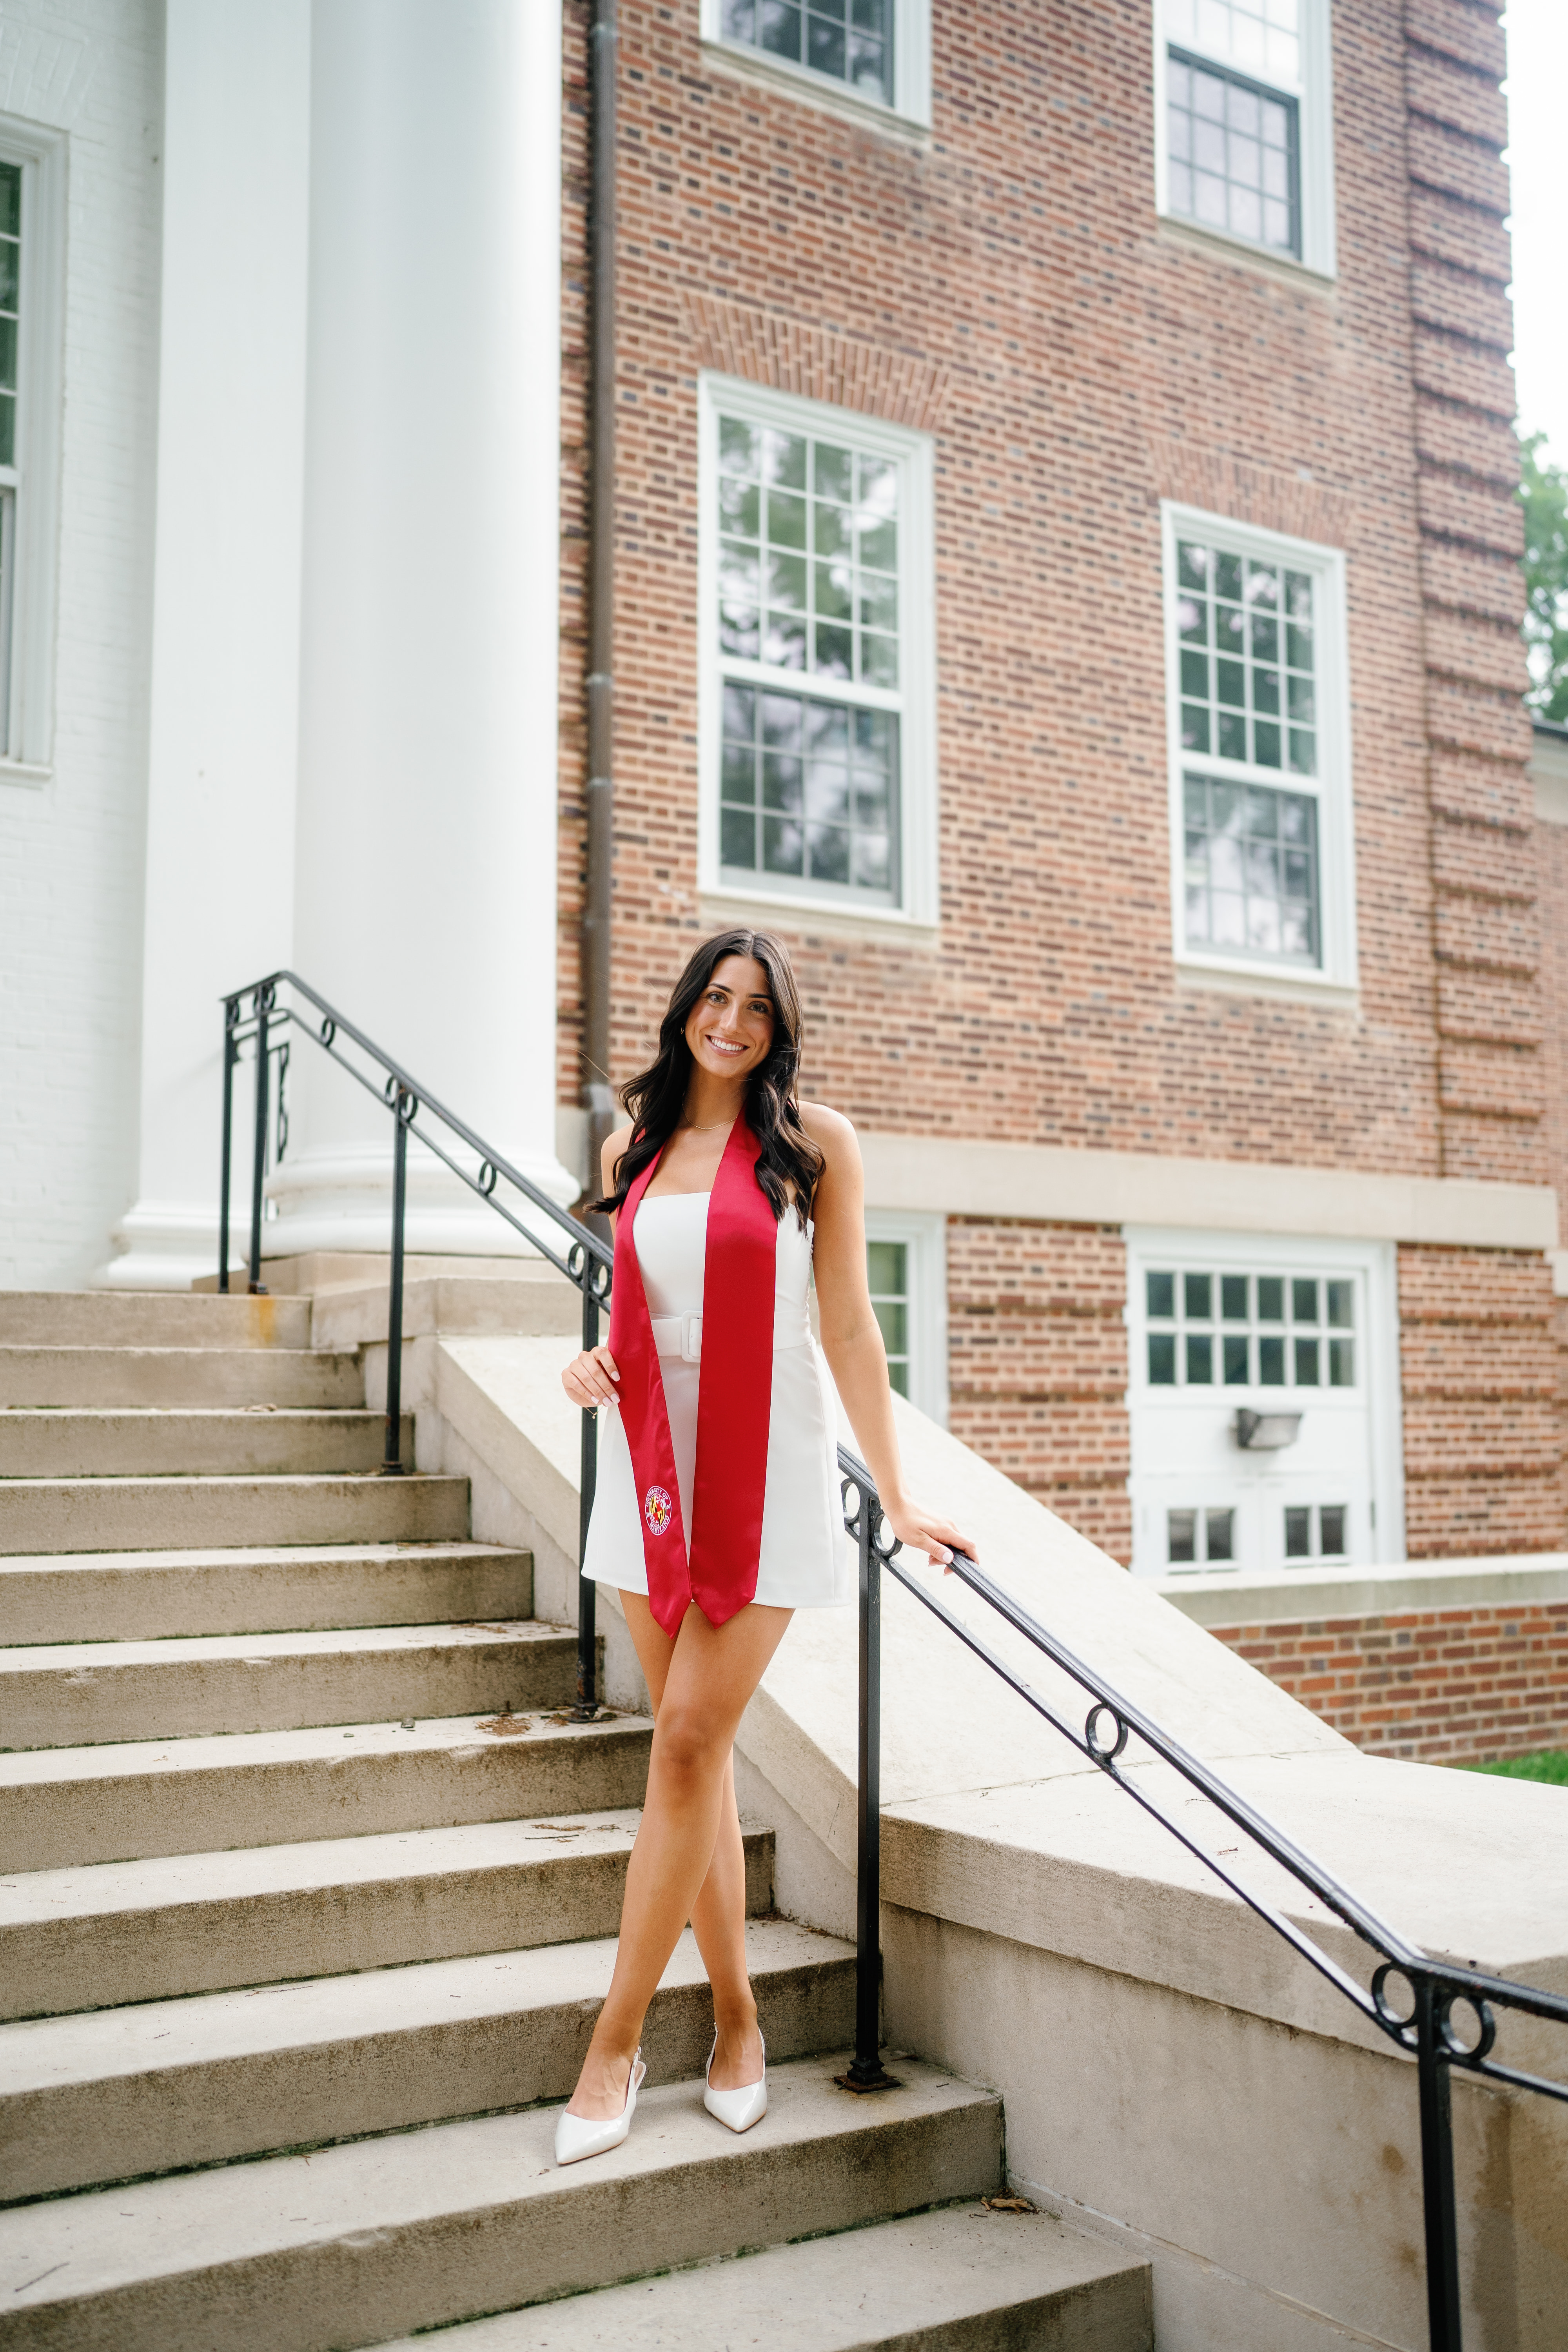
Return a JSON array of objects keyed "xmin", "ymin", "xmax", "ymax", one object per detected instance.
[
  {"xmin": 699, "ymin": 373, "xmax": 937, "ymax": 926},
  {"xmin": 1152, "ymin": 0, "xmax": 1336, "ymax": 278},
  {"xmin": 864, "ymin": 1209, "xmax": 947, "ymax": 1423},
  {"xmin": 0, "ymin": 116, "xmax": 64, "ymax": 781},
  {"xmin": 701, "ymin": 0, "xmax": 931, "ymax": 127},
  {"xmin": 1162, "ymin": 503, "xmax": 1356, "ymax": 993},
  {"xmin": 1125, "ymin": 1229, "xmax": 1404, "ymax": 1578}
]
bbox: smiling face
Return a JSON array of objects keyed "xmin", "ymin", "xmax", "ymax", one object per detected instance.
[{"xmin": 684, "ymin": 954, "xmax": 776, "ymax": 1090}]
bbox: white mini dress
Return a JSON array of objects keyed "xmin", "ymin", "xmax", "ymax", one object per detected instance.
[{"xmin": 583, "ymin": 1191, "xmax": 853, "ymax": 1611}]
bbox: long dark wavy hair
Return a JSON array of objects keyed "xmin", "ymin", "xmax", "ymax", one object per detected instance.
[{"xmin": 589, "ymin": 930, "xmax": 824, "ymax": 1227}]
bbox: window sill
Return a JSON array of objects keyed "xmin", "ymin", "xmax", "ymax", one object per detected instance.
[
  {"xmin": 699, "ymin": 37, "xmax": 930, "ymax": 140},
  {"xmin": 699, "ymin": 884, "xmax": 939, "ymax": 946},
  {"xmin": 1175, "ymin": 955, "xmax": 1357, "ymax": 1013},
  {"xmin": 0, "ymin": 759, "xmax": 51, "ymax": 788},
  {"xmin": 1154, "ymin": 212, "xmax": 1336, "ymax": 295}
]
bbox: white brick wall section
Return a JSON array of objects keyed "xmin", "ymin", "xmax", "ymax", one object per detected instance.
[{"xmin": 0, "ymin": 1, "xmax": 162, "ymax": 1287}]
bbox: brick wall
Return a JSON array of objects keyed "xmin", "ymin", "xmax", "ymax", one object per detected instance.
[
  {"xmin": 1399, "ymin": 1243, "xmax": 1565, "ymax": 1553},
  {"xmin": 1209, "ymin": 1601, "xmax": 1568, "ymax": 1764},
  {"xmin": 555, "ymin": 2, "xmax": 1558, "ymax": 1547},
  {"xmin": 946, "ymin": 1218, "xmax": 1131, "ymax": 1561},
  {"xmin": 1405, "ymin": 0, "xmax": 1543, "ymax": 1185},
  {"xmin": 558, "ymin": 0, "xmax": 1463, "ymax": 1164}
]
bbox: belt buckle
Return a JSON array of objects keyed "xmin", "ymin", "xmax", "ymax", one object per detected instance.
[{"xmin": 681, "ymin": 1313, "xmax": 702, "ymax": 1362}]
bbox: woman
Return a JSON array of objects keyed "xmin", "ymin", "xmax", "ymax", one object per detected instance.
[{"xmin": 555, "ymin": 929, "xmax": 973, "ymax": 2166}]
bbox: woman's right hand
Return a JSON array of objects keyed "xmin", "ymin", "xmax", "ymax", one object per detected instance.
[{"xmin": 562, "ymin": 1343, "xmax": 621, "ymax": 1409}]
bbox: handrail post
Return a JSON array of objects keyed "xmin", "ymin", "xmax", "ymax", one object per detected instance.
[
  {"xmin": 382, "ymin": 1086, "xmax": 410, "ymax": 1474},
  {"xmin": 247, "ymin": 984, "xmax": 272, "ymax": 1295},
  {"xmin": 572, "ymin": 1276, "xmax": 601, "ymax": 1719},
  {"xmin": 840, "ymin": 1477, "xmax": 897, "ymax": 2092},
  {"xmin": 218, "ymin": 996, "xmax": 238, "ymax": 1292},
  {"xmin": 1417, "ymin": 1976, "xmax": 1464, "ymax": 2352}
]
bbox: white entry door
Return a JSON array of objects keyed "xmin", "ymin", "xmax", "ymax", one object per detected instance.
[{"xmin": 1124, "ymin": 1229, "xmax": 1405, "ymax": 1577}]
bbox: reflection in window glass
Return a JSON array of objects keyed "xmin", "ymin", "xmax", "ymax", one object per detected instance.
[
  {"xmin": 720, "ymin": 0, "xmax": 895, "ymax": 106},
  {"xmin": 717, "ymin": 410, "xmax": 903, "ymax": 904}
]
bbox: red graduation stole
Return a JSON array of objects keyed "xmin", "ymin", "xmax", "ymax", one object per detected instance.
[{"xmin": 607, "ymin": 1118, "xmax": 778, "ymax": 1635}]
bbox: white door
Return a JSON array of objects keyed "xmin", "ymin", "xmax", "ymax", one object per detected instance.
[{"xmin": 1124, "ymin": 1230, "xmax": 1403, "ymax": 1577}]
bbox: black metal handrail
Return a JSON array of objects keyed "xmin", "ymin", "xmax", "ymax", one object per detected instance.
[
  {"xmin": 217, "ymin": 972, "xmax": 1567, "ymax": 2348},
  {"xmin": 837, "ymin": 1465, "xmax": 1568, "ymax": 2352},
  {"xmin": 219, "ymin": 972, "xmax": 612, "ymax": 1713}
]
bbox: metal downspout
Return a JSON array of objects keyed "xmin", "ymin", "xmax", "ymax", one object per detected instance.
[{"xmin": 581, "ymin": 0, "xmax": 617, "ymax": 1194}]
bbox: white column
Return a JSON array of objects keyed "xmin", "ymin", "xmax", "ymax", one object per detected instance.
[
  {"xmin": 103, "ymin": 0, "xmax": 313, "ymax": 1288},
  {"xmin": 269, "ymin": 0, "xmax": 571, "ymax": 1259}
]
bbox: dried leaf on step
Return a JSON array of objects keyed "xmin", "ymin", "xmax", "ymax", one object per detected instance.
[{"xmin": 982, "ymin": 2195, "xmax": 1038, "ymax": 2215}]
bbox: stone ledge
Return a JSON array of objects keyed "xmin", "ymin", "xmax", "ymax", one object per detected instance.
[{"xmin": 1157, "ymin": 1553, "xmax": 1568, "ymax": 1627}]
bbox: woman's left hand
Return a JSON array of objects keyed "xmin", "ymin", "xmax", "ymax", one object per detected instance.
[{"xmin": 882, "ymin": 1500, "xmax": 978, "ymax": 1572}]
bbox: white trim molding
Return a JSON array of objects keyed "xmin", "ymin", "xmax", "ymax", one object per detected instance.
[
  {"xmin": 1161, "ymin": 500, "xmax": 1356, "ymax": 998},
  {"xmin": 858, "ymin": 1132, "xmax": 1559, "ymax": 1253},
  {"xmin": 699, "ymin": 0, "xmax": 931, "ymax": 132},
  {"xmin": 698, "ymin": 370, "xmax": 938, "ymax": 930},
  {"xmin": 0, "ymin": 113, "xmax": 65, "ymax": 778},
  {"xmin": 864, "ymin": 1205, "xmax": 949, "ymax": 1425},
  {"xmin": 1151, "ymin": 0, "xmax": 1336, "ymax": 279}
]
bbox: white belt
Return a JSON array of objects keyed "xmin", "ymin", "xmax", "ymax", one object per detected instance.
[{"xmin": 650, "ymin": 1308, "xmax": 810, "ymax": 1362}]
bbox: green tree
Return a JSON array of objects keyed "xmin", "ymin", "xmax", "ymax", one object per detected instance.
[{"xmin": 1520, "ymin": 430, "xmax": 1568, "ymax": 724}]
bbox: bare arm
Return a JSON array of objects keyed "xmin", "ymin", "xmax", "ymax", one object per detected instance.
[{"xmin": 804, "ymin": 1105, "xmax": 976, "ymax": 1568}]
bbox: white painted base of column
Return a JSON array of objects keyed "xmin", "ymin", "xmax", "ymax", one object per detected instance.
[
  {"xmin": 260, "ymin": 1141, "xmax": 581, "ymax": 1261},
  {"xmin": 98, "ymin": 1201, "xmax": 249, "ymax": 1293}
]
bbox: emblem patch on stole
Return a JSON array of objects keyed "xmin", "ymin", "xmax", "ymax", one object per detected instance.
[{"xmin": 643, "ymin": 1485, "xmax": 674, "ymax": 1537}]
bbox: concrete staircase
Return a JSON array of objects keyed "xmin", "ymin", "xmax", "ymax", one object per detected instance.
[{"xmin": 0, "ymin": 1289, "xmax": 1151, "ymax": 2351}]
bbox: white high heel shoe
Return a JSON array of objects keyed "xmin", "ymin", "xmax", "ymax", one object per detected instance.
[
  {"xmin": 703, "ymin": 2029, "xmax": 767, "ymax": 2134},
  {"xmin": 554, "ymin": 2048, "xmax": 645, "ymax": 2167}
]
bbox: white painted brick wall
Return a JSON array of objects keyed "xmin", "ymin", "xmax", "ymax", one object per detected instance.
[{"xmin": 0, "ymin": 2, "xmax": 162, "ymax": 1287}]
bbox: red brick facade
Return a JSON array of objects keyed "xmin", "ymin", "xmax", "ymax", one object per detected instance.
[
  {"xmin": 557, "ymin": 5, "xmax": 1561, "ymax": 1575},
  {"xmin": 946, "ymin": 1219, "xmax": 1132, "ymax": 1561},
  {"xmin": 1208, "ymin": 1598, "xmax": 1568, "ymax": 1764}
]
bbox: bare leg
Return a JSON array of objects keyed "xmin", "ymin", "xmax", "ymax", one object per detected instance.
[
  {"xmin": 619, "ymin": 1593, "xmax": 761, "ymax": 2092},
  {"xmin": 566, "ymin": 1595, "xmax": 793, "ymax": 2119}
]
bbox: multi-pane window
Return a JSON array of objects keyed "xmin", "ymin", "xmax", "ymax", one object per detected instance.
[
  {"xmin": 1167, "ymin": 1506, "xmax": 1234, "ymax": 1568},
  {"xmin": 1178, "ymin": 542, "xmax": 1317, "ymax": 776},
  {"xmin": 867, "ymin": 1238, "xmax": 909, "ymax": 1397},
  {"xmin": 1156, "ymin": 0, "xmax": 1335, "ymax": 277},
  {"xmin": 710, "ymin": 394, "xmax": 923, "ymax": 911},
  {"xmin": 1285, "ymin": 1501, "xmax": 1348, "ymax": 1561},
  {"xmin": 718, "ymin": 0, "xmax": 894, "ymax": 107},
  {"xmin": 1144, "ymin": 1266, "xmax": 1356, "ymax": 1391},
  {"xmin": 1165, "ymin": 510, "xmax": 1350, "ymax": 983},
  {"xmin": 719, "ymin": 418, "xmax": 899, "ymax": 689},
  {"xmin": 1166, "ymin": 51, "xmax": 1298, "ymax": 257}
]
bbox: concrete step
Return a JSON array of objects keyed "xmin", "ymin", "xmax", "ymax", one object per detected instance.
[
  {"xmin": 0, "ymin": 1709, "xmax": 652, "ymax": 1873},
  {"xmin": 1, "ymin": 1920, "xmax": 851, "ymax": 2199},
  {"xmin": 1, "ymin": 1811, "xmax": 769, "ymax": 2018},
  {"xmin": 0, "ymin": 1291, "xmax": 313, "ymax": 1349},
  {"xmin": 0, "ymin": 1541, "xmax": 532, "ymax": 1645},
  {"xmin": 0, "ymin": 1620, "xmax": 575, "ymax": 1749},
  {"xmin": 0, "ymin": 1469, "xmax": 469, "ymax": 1555},
  {"xmin": 0, "ymin": 1407, "xmax": 412, "ymax": 1479},
  {"xmin": 374, "ymin": 2204, "xmax": 1154, "ymax": 2352},
  {"xmin": 0, "ymin": 1347, "xmax": 364, "ymax": 1410},
  {"xmin": 0, "ymin": 2053, "xmax": 1000, "ymax": 2352}
]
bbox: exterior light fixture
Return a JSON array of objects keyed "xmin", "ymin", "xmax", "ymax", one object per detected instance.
[{"xmin": 1234, "ymin": 1409, "xmax": 1303, "ymax": 1451}]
